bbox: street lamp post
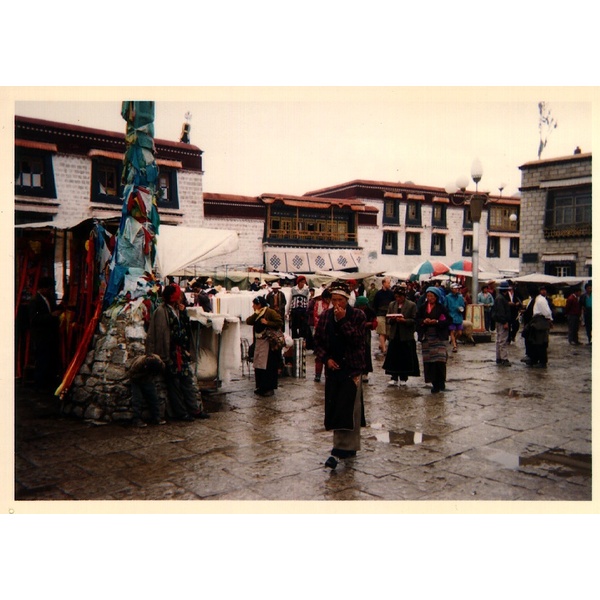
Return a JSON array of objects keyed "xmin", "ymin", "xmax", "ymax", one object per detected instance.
[{"xmin": 445, "ymin": 159, "xmax": 490, "ymax": 340}]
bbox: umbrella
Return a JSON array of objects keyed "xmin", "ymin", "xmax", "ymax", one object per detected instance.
[
  {"xmin": 449, "ymin": 259, "xmax": 473, "ymax": 272},
  {"xmin": 409, "ymin": 260, "xmax": 450, "ymax": 281}
]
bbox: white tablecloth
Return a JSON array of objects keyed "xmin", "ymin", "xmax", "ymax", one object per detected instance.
[{"xmin": 186, "ymin": 308, "xmax": 241, "ymax": 383}]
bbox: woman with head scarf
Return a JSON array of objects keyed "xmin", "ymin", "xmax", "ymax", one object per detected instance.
[
  {"xmin": 383, "ymin": 284, "xmax": 420, "ymax": 386},
  {"xmin": 314, "ymin": 281, "xmax": 367, "ymax": 469},
  {"xmin": 246, "ymin": 295, "xmax": 284, "ymax": 397},
  {"xmin": 416, "ymin": 286, "xmax": 450, "ymax": 393},
  {"xmin": 146, "ymin": 284, "xmax": 209, "ymax": 420}
]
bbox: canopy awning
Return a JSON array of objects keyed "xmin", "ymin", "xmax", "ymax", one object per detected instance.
[
  {"xmin": 155, "ymin": 226, "xmax": 239, "ymax": 277},
  {"xmin": 265, "ymin": 249, "xmax": 362, "ymax": 272}
]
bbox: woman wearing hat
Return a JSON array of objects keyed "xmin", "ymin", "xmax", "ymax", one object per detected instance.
[
  {"xmin": 314, "ymin": 281, "xmax": 367, "ymax": 469},
  {"xmin": 446, "ymin": 283, "xmax": 466, "ymax": 353},
  {"xmin": 246, "ymin": 296, "xmax": 284, "ymax": 397},
  {"xmin": 416, "ymin": 287, "xmax": 450, "ymax": 393},
  {"xmin": 383, "ymin": 285, "xmax": 420, "ymax": 386}
]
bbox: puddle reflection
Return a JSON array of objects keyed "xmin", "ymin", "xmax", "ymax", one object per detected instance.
[{"xmin": 371, "ymin": 429, "xmax": 435, "ymax": 447}]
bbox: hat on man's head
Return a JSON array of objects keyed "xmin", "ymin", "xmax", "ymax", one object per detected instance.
[
  {"xmin": 271, "ymin": 281, "xmax": 281, "ymax": 289},
  {"xmin": 329, "ymin": 281, "xmax": 351, "ymax": 299},
  {"xmin": 498, "ymin": 280, "xmax": 513, "ymax": 291},
  {"xmin": 355, "ymin": 295, "xmax": 369, "ymax": 306},
  {"xmin": 296, "ymin": 275, "xmax": 307, "ymax": 283},
  {"xmin": 393, "ymin": 285, "xmax": 407, "ymax": 295},
  {"xmin": 451, "ymin": 283, "xmax": 461, "ymax": 289}
]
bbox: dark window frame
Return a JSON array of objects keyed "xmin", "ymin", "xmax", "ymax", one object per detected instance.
[
  {"xmin": 15, "ymin": 149, "xmax": 57, "ymax": 199},
  {"xmin": 487, "ymin": 235, "xmax": 500, "ymax": 258},
  {"xmin": 405, "ymin": 201, "xmax": 422, "ymax": 226},
  {"xmin": 430, "ymin": 232, "xmax": 446, "ymax": 256},
  {"xmin": 382, "ymin": 230, "xmax": 398, "ymax": 255},
  {"xmin": 382, "ymin": 198, "xmax": 399, "ymax": 225},
  {"xmin": 544, "ymin": 185, "xmax": 592, "ymax": 238},
  {"xmin": 404, "ymin": 231, "xmax": 421, "ymax": 255},
  {"xmin": 431, "ymin": 203, "xmax": 447, "ymax": 228},
  {"xmin": 544, "ymin": 261, "xmax": 576, "ymax": 277},
  {"xmin": 509, "ymin": 237, "xmax": 519, "ymax": 258},
  {"xmin": 462, "ymin": 234, "xmax": 473, "ymax": 257}
]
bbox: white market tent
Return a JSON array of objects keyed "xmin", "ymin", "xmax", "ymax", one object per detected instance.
[
  {"xmin": 155, "ymin": 225, "xmax": 239, "ymax": 277},
  {"xmin": 511, "ymin": 272, "xmax": 589, "ymax": 285}
]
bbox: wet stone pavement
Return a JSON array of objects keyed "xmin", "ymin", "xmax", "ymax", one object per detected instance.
[{"xmin": 13, "ymin": 324, "xmax": 593, "ymax": 507}]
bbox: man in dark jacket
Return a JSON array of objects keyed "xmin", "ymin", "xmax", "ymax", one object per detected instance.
[
  {"xmin": 491, "ymin": 280, "xmax": 512, "ymax": 366},
  {"xmin": 28, "ymin": 276, "xmax": 64, "ymax": 388},
  {"xmin": 314, "ymin": 281, "xmax": 366, "ymax": 470}
]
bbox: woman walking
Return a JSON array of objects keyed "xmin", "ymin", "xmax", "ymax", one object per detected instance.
[
  {"xmin": 382, "ymin": 284, "xmax": 420, "ymax": 386},
  {"xmin": 246, "ymin": 296, "xmax": 283, "ymax": 397},
  {"xmin": 416, "ymin": 287, "xmax": 450, "ymax": 393}
]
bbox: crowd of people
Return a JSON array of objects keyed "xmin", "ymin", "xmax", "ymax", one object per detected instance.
[
  {"xmin": 24, "ymin": 270, "xmax": 592, "ymax": 469},
  {"xmin": 240, "ymin": 273, "xmax": 592, "ymax": 469}
]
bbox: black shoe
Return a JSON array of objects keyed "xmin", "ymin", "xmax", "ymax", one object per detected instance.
[
  {"xmin": 498, "ymin": 359, "xmax": 511, "ymax": 366},
  {"xmin": 149, "ymin": 418, "xmax": 167, "ymax": 425},
  {"xmin": 532, "ymin": 363, "xmax": 547, "ymax": 369},
  {"xmin": 257, "ymin": 389, "xmax": 274, "ymax": 397},
  {"xmin": 173, "ymin": 414, "xmax": 194, "ymax": 422},
  {"xmin": 324, "ymin": 456, "xmax": 338, "ymax": 469},
  {"xmin": 314, "ymin": 375, "xmax": 321, "ymax": 382},
  {"xmin": 192, "ymin": 411, "xmax": 210, "ymax": 419},
  {"xmin": 132, "ymin": 419, "xmax": 147, "ymax": 428},
  {"xmin": 431, "ymin": 387, "xmax": 440, "ymax": 394}
]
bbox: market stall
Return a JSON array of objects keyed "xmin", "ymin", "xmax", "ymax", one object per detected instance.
[{"xmin": 187, "ymin": 307, "xmax": 241, "ymax": 389}]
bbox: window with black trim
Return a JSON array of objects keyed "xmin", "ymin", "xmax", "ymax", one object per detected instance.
[
  {"xmin": 509, "ymin": 237, "xmax": 519, "ymax": 258},
  {"xmin": 463, "ymin": 207, "xmax": 473, "ymax": 229},
  {"xmin": 91, "ymin": 158, "xmax": 123, "ymax": 204},
  {"xmin": 15, "ymin": 150, "xmax": 56, "ymax": 198},
  {"xmin": 431, "ymin": 233, "xmax": 446, "ymax": 256},
  {"xmin": 545, "ymin": 261, "xmax": 575, "ymax": 277},
  {"xmin": 488, "ymin": 206, "xmax": 518, "ymax": 232},
  {"xmin": 383, "ymin": 198, "xmax": 399, "ymax": 225},
  {"xmin": 432, "ymin": 203, "xmax": 447, "ymax": 228},
  {"xmin": 382, "ymin": 231, "xmax": 398, "ymax": 255},
  {"xmin": 405, "ymin": 232, "xmax": 421, "ymax": 255},
  {"xmin": 406, "ymin": 202, "xmax": 421, "ymax": 226},
  {"xmin": 487, "ymin": 236, "xmax": 500, "ymax": 258},
  {"xmin": 462, "ymin": 235, "xmax": 473, "ymax": 257},
  {"xmin": 156, "ymin": 169, "xmax": 179, "ymax": 209},
  {"xmin": 544, "ymin": 185, "xmax": 592, "ymax": 237}
]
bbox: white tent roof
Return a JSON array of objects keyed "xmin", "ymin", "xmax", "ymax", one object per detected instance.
[{"xmin": 155, "ymin": 225, "xmax": 239, "ymax": 277}]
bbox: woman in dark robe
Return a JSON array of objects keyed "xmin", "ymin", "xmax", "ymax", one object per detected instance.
[
  {"xmin": 416, "ymin": 286, "xmax": 450, "ymax": 393},
  {"xmin": 383, "ymin": 284, "xmax": 420, "ymax": 386},
  {"xmin": 246, "ymin": 296, "xmax": 283, "ymax": 397}
]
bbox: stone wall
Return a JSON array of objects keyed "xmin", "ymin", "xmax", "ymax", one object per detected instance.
[
  {"xmin": 519, "ymin": 155, "xmax": 592, "ymax": 277},
  {"xmin": 62, "ymin": 312, "xmax": 153, "ymax": 422}
]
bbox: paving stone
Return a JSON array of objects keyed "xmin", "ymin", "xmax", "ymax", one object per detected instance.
[{"xmin": 12, "ymin": 324, "xmax": 591, "ymax": 506}]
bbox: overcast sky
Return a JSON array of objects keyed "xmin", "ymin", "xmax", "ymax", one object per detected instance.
[{"xmin": 13, "ymin": 88, "xmax": 593, "ymax": 200}]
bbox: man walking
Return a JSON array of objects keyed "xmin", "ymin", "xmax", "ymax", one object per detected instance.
[{"xmin": 372, "ymin": 277, "xmax": 395, "ymax": 357}]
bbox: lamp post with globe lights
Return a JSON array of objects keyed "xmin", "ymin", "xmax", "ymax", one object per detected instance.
[{"xmin": 445, "ymin": 158, "xmax": 488, "ymax": 303}]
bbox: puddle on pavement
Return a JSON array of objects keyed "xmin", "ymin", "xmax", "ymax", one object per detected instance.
[
  {"xmin": 370, "ymin": 428, "xmax": 437, "ymax": 447},
  {"xmin": 486, "ymin": 449, "xmax": 591, "ymax": 475}
]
